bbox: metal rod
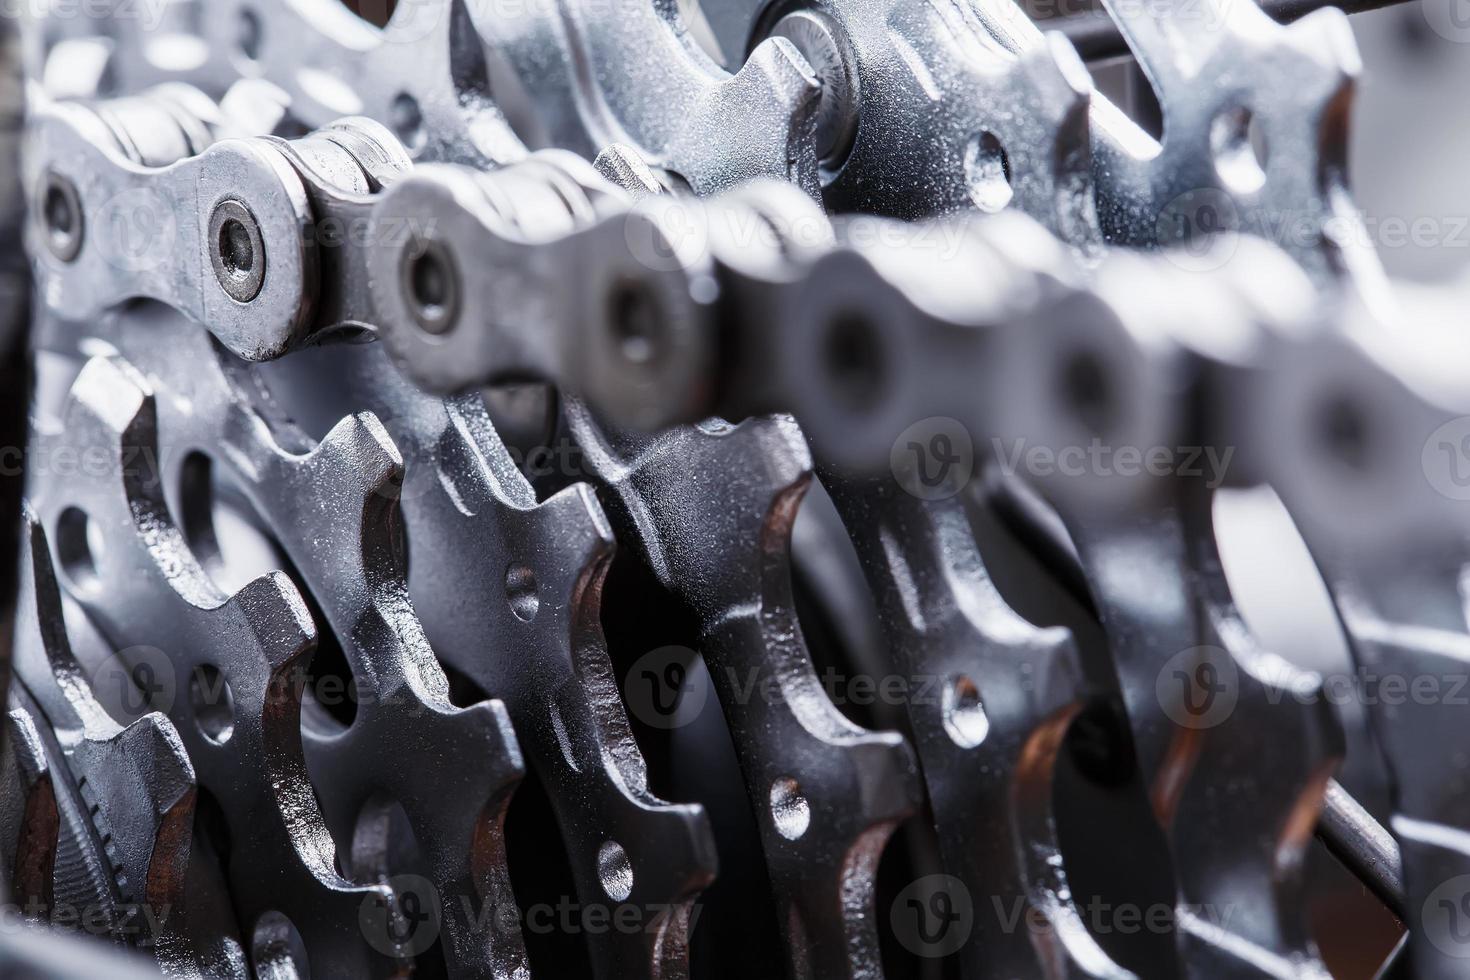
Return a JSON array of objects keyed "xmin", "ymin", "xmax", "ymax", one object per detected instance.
[
  {"xmin": 1316, "ymin": 778, "xmax": 1406, "ymax": 919},
  {"xmin": 1048, "ymin": 0, "xmax": 1414, "ymax": 63}
]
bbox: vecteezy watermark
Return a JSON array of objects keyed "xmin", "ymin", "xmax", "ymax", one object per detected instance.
[
  {"xmin": 620, "ymin": 646, "xmax": 1010, "ymax": 730},
  {"xmin": 0, "ymin": 0, "xmax": 168, "ymax": 30},
  {"xmin": 1157, "ymin": 185, "xmax": 1470, "ymax": 269},
  {"xmin": 1257, "ymin": 664, "xmax": 1470, "ymax": 709},
  {"xmin": 1423, "ymin": 416, "xmax": 1470, "ymax": 501},
  {"xmin": 0, "ymin": 439, "xmax": 164, "ymax": 486},
  {"xmin": 891, "ymin": 875, "xmax": 974, "ymax": 958},
  {"xmin": 1157, "ymin": 189, "xmax": 1244, "ymax": 272},
  {"xmin": 95, "ymin": 187, "xmax": 178, "ymax": 274},
  {"xmin": 622, "ymin": 651, "xmax": 1013, "ymax": 731},
  {"xmin": 84, "ymin": 645, "xmax": 467, "ymax": 730},
  {"xmin": 890, "ymin": 874, "xmax": 1241, "ymax": 958},
  {"xmin": 994, "ymin": 895, "xmax": 1240, "ymax": 939},
  {"xmin": 989, "ymin": 438, "xmax": 1236, "ymax": 488},
  {"xmin": 890, "ymin": 417, "xmax": 975, "ymax": 501},
  {"xmin": 1156, "ymin": 645, "xmax": 1240, "ymax": 730},
  {"xmin": 90, "ymin": 644, "xmax": 180, "ymax": 722},
  {"xmin": 520, "ymin": 897, "xmax": 696, "ymax": 937},
  {"xmin": 360, "ymin": 874, "xmax": 443, "ymax": 958},
  {"xmin": 309, "ymin": 215, "xmax": 439, "ymax": 251},
  {"xmin": 0, "ymin": 896, "xmax": 172, "ymax": 939},
  {"xmin": 1155, "ymin": 645, "xmax": 1470, "ymax": 735},
  {"xmin": 622, "ymin": 645, "xmax": 709, "ymax": 730},
  {"xmin": 90, "ymin": 646, "xmax": 1022, "ymax": 735},
  {"xmin": 1422, "ymin": 0, "xmax": 1470, "ymax": 43},
  {"xmin": 1423, "ymin": 874, "xmax": 1470, "ymax": 958},
  {"xmin": 887, "ymin": 420, "xmax": 1235, "ymax": 502},
  {"xmin": 359, "ymin": 874, "xmax": 698, "ymax": 956}
]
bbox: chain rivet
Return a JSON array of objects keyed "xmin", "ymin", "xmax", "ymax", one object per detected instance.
[{"xmin": 208, "ymin": 199, "xmax": 266, "ymax": 303}]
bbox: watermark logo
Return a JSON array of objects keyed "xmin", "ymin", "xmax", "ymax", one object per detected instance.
[
  {"xmin": 1423, "ymin": 874, "xmax": 1470, "ymax": 957},
  {"xmin": 91, "ymin": 644, "xmax": 178, "ymax": 722},
  {"xmin": 624, "ymin": 197, "xmax": 710, "ymax": 273},
  {"xmin": 1423, "ymin": 416, "xmax": 1470, "ymax": 501},
  {"xmin": 95, "ymin": 187, "xmax": 177, "ymax": 273},
  {"xmin": 3, "ymin": 0, "xmax": 170, "ymax": 32},
  {"xmin": 1257, "ymin": 663, "xmax": 1468, "ymax": 709},
  {"xmin": 1423, "ymin": 0, "xmax": 1470, "ymax": 43},
  {"xmin": 0, "ymin": 896, "xmax": 172, "ymax": 938},
  {"xmin": 1156, "ymin": 189, "xmax": 1241, "ymax": 272},
  {"xmin": 360, "ymin": 874, "xmax": 442, "ymax": 958},
  {"xmin": 891, "ymin": 875, "xmax": 974, "ymax": 958},
  {"xmin": 890, "ymin": 417, "xmax": 974, "ymax": 501},
  {"xmin": 622, "ymin": 646, "xmax": 707, "ymax": 730},
  {"xmin": 1156, "ymin": 646, "xmax": 1238, "ymax": 730},
  {"xmin": 375, "ymin": 0, "xmax": 443, "ymax": 42},
  {"xmin": 990, "ymin": 437, "xmax": 1235, "ymax": 487},
  {"xmin": 2, "ymin": 441, "xmax": 163, "ymax": 486}
]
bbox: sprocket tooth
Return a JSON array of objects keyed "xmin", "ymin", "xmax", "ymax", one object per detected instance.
[
  {"xmin": 312, "ymin": 412, "xmax": 407, "ymax": 501},
  {"xmin": 715, "ymin": 0, "xmax": 1109, "ymax": 245},
  {"xmin": 1085, "ymin": 0, "xmax": 1375, "ymax": 287},
  {"xmin": 1216, "ymin": 286, "xmax": 1470, "ymax": 980},
  {"xmin": 17, "ymin": 503, "xmax": 197, "ymax": 897},
  {"xmin": 470, "ymin": 0, "xmax": 823, "ymax": 197},
  {"xmin": 33, "ymin": 353, "xmax": 406, "ymax": 979},
  {"xmin": 391, "ymin": 390, "xmax": 719, "ymax": 979},
  {"xmin": 819, "ymin": 469, "xmax": 1136, "ymax": 978},
  {"xmin": 566, "ymin": 400, "xmax": 923, "ymax": 980},
  {"xmin": 11, "ymin": 504, "xmax": 247, "ymax": 973},
  {"xmin": 995, "ymin": 253, "xmax": 1356, "ymax": 976},
  {"xmin": 1056, "ymin": 504, "xmax": 1341, "ymax": 979},
  {"xmin": 1027, "ymin": 31, "xmax": 1095, "ymax": 106},
  {"xmin": 97, "ymin": 307, "xmax": 712, "ymax": 980},
  {"xmin": 64, "ymin": 355, "xmax": 149, "ymax": 440},
  {"xmin": 2, "ymin": 706, "xmax": 59, "ymax": 917},
  {"xmin": 430, "ymin": 392, "xmax": 721, "ymax": 980},
  {"xmin": 87, "ymin": 310, "xmax": 533, "ymax": 980},
  {"xmin": 537, "ymin": 482, "xmax": 617, "ymax": 570},
  {"xmin": 745, "ymin": 34, "xmax": 825, "ymax": 98},
  {"xmin": 223, "ymin": 573, "xmax": 316, "ymax": 672},
  {"xmin": 1285, "ymin": 6, "xmax": 1364, "ymax": 77},
  {"xmin": 730, "ymin": 36, "xmax": 825, "ymax": 194},
  {"xmin": 81, "ymin": 714, "xmax": 192, "ymax": 871},
  {"xmin": 593, "ymin": 143, "xmax": 671, "ymax": 200}
]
